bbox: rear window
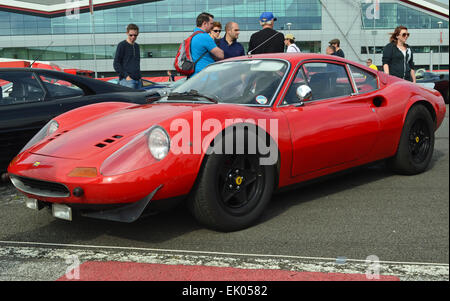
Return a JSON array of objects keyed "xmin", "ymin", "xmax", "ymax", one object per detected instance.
[{"xmin": 348, "ymin": 65, "xmax": 378, "ymax": 94}]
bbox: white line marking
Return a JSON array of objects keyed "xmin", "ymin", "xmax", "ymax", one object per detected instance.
[
  {"xmin": 0, "ymin": 240, "xmax": 448, "ymax": 281},
  {"xmin": 0, "ymin": 240, "xmax": 447, "ymax": 266},
  {"xmin": 0, "ymin": 242, "xmax": 449, "ymax": 281}
]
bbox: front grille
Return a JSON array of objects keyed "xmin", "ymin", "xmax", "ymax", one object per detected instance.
[{"xmin": 10, "ymin": 175, "xmax": 70, "ymax": 198}]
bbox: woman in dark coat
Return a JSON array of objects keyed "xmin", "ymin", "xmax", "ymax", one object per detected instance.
[{"xmin": 382, "ymin": 26, "xmax": 416, "ymax": 83}]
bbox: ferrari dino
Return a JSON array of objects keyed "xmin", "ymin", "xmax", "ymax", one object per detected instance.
[{"xmin": 7, "ymin": 53, "xmax": 446, "ymax": 231}]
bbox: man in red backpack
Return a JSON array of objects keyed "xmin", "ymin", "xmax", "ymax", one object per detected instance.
[{"xmin": 190, "ymin": 12, "xmax": 224, "ymax": 76}]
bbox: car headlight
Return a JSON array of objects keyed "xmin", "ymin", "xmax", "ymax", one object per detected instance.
[
  {"xmin": 47, "ymin": 120, "xmax": 59, "ymax": 135},
  {"xmin": 100, "ymin": 125, "xmax": 170, "ymax": 176},
  {"xmin": 19, "ymin": 120, "xmax": 59, "ymax": 154},
  {"xmin": 148, "ymin": 127, "xmax": 170, "ymax": 160}
]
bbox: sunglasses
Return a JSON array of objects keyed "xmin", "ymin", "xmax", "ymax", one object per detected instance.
[
  {"xmin": 401, "ymin": 33, "xmax": 410, "ymax": 38},
  {"xmin": 128, "ymin": 34, "xmax": 138, "ymax": 37},
  {"xmin": 212, "ymin": 30, "xmax": 221, "ymax": 33}
]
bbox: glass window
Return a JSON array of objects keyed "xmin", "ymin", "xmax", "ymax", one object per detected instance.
[
  {"xmin": 348, "ymin": 65, "xmax": 378, "ymax": 94},
  {"xmin": 362, "ymin": 45, "xmax": 448, "ymax": 54},
  {"xmin": 66, "ymin": 46, "xmax": 81, "ymax": 60},
  {"xmin": 1, "ymin": 79, "xmax": 13, "ymax": 105},
  {"xmin": 303, "ymin": 62, "xmax": 353, "ymax": 101},
  {"xmin": 171, "ymin": 59, "xmax": 288, "ymax": 105},
  {"xmin": 362, "ymin": 3, "xmax": 449, "ymax": 29},
  {"xmin": 0, "ymin": 71, "xmax": 45, "ymax": 105},
  {"xmin": 39, "ymin": 75, "xmax": 84, "ymax": 99},
  {"xmin": 283, "ymin": 67, "xmax": 307, "ymax": 105},
  {"xmin": 0, "ymin": 0, "xmax": 323, "ymax": 35}
]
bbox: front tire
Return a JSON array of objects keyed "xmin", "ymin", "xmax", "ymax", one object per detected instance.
[
  {"xmin": 388, "ymin": 105, "xmax": 435, "ymax": 175},
  {"xmin": 190, "ymin": 152, "xmax": 275, "ymax": 232}
]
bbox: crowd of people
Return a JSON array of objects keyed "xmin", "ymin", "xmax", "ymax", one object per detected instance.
[{"xmin": 113, "ymin": 12, "xmax": 416, "ymax": 87}]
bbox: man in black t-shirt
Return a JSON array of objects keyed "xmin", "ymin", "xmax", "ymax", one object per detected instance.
[
  {"xmin": 248, "ymin": 12, "xmax": 284, "ymax": 55},
  {"xmin": 329, "ymin": 38, "xmax": 345, "ymax": 58}
]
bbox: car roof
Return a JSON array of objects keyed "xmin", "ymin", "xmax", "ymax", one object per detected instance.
[
  {"xmin": 0, "ymin": 67, "xmax": 139, "ymax": 92},
  {"xmin": 226, "ymin": 53, "xmax": 378, "ymax": 75},
  {"xmin": 0, "ymin": 67, "xmax": 65, "ymax": 73},
  {"xmin": 229, "ymin": 53, "xmax": 360, "ymax": 66}
]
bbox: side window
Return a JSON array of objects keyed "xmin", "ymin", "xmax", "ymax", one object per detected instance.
[
  {"xmin": 39, "ymin": 75, "xmax": 84, "ymax": 99},
  {"xmin": 303, "ymin": 62, "xmax": 353, "ymax": 101},
  {"xmin": 0, "ymin": 72, "xmax": 45, "ymax": 106},
  {"xmin": 283, "ymin": 67, "xmax": 307, "ymax": 105},
  {"xmin": 349, "ymin": 65, "xmax": 378, "ymax": 94}
]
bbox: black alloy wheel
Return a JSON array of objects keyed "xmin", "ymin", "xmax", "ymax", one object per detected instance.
[
  {"xmin": 388, "ymin": 104, "xmax": 435, "ymax": 175},
  {"xmin": 190, "ymin": 129, "xmax": 276, "ymax": 232},
  {"xmin": 408, "ymin": 119, "xmax": 431, "ymax": 164},
  {"xmin": 217, "ymin": 154, "xmax": 266, "ymax": 216}
]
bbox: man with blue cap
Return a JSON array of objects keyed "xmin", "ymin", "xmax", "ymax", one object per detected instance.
[{"xmin": 248, "ymin": 12, "xmax": 285, "ymax": 55}]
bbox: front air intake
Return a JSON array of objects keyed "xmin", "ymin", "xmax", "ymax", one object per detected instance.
[{"xmin": 10, "ymin": 175, "xmax": 70, "ymax": 198}]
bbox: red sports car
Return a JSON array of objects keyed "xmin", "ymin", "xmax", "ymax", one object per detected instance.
[{"xmin": 7, "ymin": 54, "xmax": 446, "ymax": 231}]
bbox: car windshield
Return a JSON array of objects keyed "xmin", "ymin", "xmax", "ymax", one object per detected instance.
[{"xmin": 166, "ymin": 59, "xmax": 289, "ymax": 106}]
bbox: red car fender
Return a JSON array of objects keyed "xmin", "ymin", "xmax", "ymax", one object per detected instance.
[
  {"xmin": 159, "ymin": 106, "xmax": 293, "ymax": 191},
  {"xmin": 403, "ymin": 93, "xmax": 444, "ymax": 130}
]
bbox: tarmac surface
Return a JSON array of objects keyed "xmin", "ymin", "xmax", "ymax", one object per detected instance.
[{"xmin": 0, "ymin": 106, "xmax": 448, "ymax": 281}]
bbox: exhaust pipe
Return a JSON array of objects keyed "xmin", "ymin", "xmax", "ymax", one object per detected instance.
[{"xmin": 1, "ymin": 173, "xmax": 10, "ymax": 183}]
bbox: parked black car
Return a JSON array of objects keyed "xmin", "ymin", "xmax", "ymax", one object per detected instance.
[{"xmin": 0, "ymin": 68, "xmax": 151, "ymax": 172}]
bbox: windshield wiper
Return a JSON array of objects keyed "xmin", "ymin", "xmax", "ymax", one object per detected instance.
[{"xmin": 167, "ymin": 89, "xmax": 219, "ymax": 104}]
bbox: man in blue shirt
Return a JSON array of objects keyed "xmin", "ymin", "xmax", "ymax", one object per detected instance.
[
  {"xmin": 191, "ymin": 12, "xmax": 224, "ymax": 75},
  {"xmin": 218, "ymin": 22, "xmax": 245, "ymax": 59}
]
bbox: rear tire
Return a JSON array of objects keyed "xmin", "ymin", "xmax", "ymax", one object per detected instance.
[{"xmin": 388, "ymin": 105, "xmax": 435, "ymax": 175}]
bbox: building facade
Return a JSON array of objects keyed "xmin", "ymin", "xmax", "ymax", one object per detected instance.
[{"xmin": 0, "ymin": 0, "xmax": 448, "ymax": 76}]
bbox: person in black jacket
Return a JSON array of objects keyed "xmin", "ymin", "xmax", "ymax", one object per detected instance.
[
  {"xmin": 329, "ymin": 39, "xmax": 345, "ymax": 58},
  {"xmin": 382, "ymin": 26, "xmax": 416, "ymax": 83},
  {"xmin": 248, "ymin": 12, "xmax": 284, "ymax": 55},
  {"xmin": 113, "ymin": 23, "xmax": 142, "ymax": 89}
]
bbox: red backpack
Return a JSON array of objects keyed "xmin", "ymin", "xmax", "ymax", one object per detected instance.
[{"xmin": 174, "ymin": 31, "xmax": 208, "ymax": 76}]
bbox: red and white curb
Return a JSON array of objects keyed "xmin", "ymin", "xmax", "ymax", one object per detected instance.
[{"xmin": 0, "ymin": 241, "xmax": 448, "ymax": 281}]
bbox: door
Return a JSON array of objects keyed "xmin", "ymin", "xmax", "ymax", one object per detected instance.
[
  {"xmin": 279, "ymin": 61, "xmax": 381, "ymax": 177},
  {"xmin": 0, "ymin": 70, "xmax": 57, "ymax": 169},
  {"xmin": 37, "ymin": 73, "xmax": 93, "ymax": 113}
]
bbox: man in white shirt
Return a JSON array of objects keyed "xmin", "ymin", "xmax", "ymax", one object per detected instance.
[{"xmin": 284, "ymin": 34, "xmax": 301, "ymax": 53}]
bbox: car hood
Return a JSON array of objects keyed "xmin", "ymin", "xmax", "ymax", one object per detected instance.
[{"xmin": 30, "ymin": 103, "xmax": 208, "ymax": 160}]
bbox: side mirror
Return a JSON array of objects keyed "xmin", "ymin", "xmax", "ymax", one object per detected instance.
[{"xmin": 296, "ymin": 85, "xmax": 312, "ymax": 106}]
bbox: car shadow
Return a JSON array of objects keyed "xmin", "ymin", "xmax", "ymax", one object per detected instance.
[
  {"xmin": 258, "ymin": 149, "xmax": 446, "ymax": 226},
  {"xmin": 259, "ymin": 162, "xmax": 394, "ymax": 224},
  {"xmin": 2, "ymin": 207, "xmax": 203, "ymax": 246}
]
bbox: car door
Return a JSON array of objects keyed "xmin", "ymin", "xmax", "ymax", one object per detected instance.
[
  {"xmin": 37, "ymin": 73, "xmax": 97, "ymax": 114},
  {"xmin": 278, "ymin": 61, "xmax": 381, "ymax": 177},
  {"xmin": 0, "ymin": 70, "xmax": 58, "ymax": 169}
]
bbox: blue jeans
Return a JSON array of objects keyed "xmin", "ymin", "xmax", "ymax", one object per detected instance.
[{"xmin": 119, "ymin": 78, "xmax": 142, "ymax": 89}]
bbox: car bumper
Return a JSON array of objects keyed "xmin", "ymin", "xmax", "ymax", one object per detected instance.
[
  {"xmin": 8, "ymin": 152, "xmax": 195, "ymax": 206},
  {"xmin": 23, "ymin": 185, "xmax": 162, "ymax": 223}
]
